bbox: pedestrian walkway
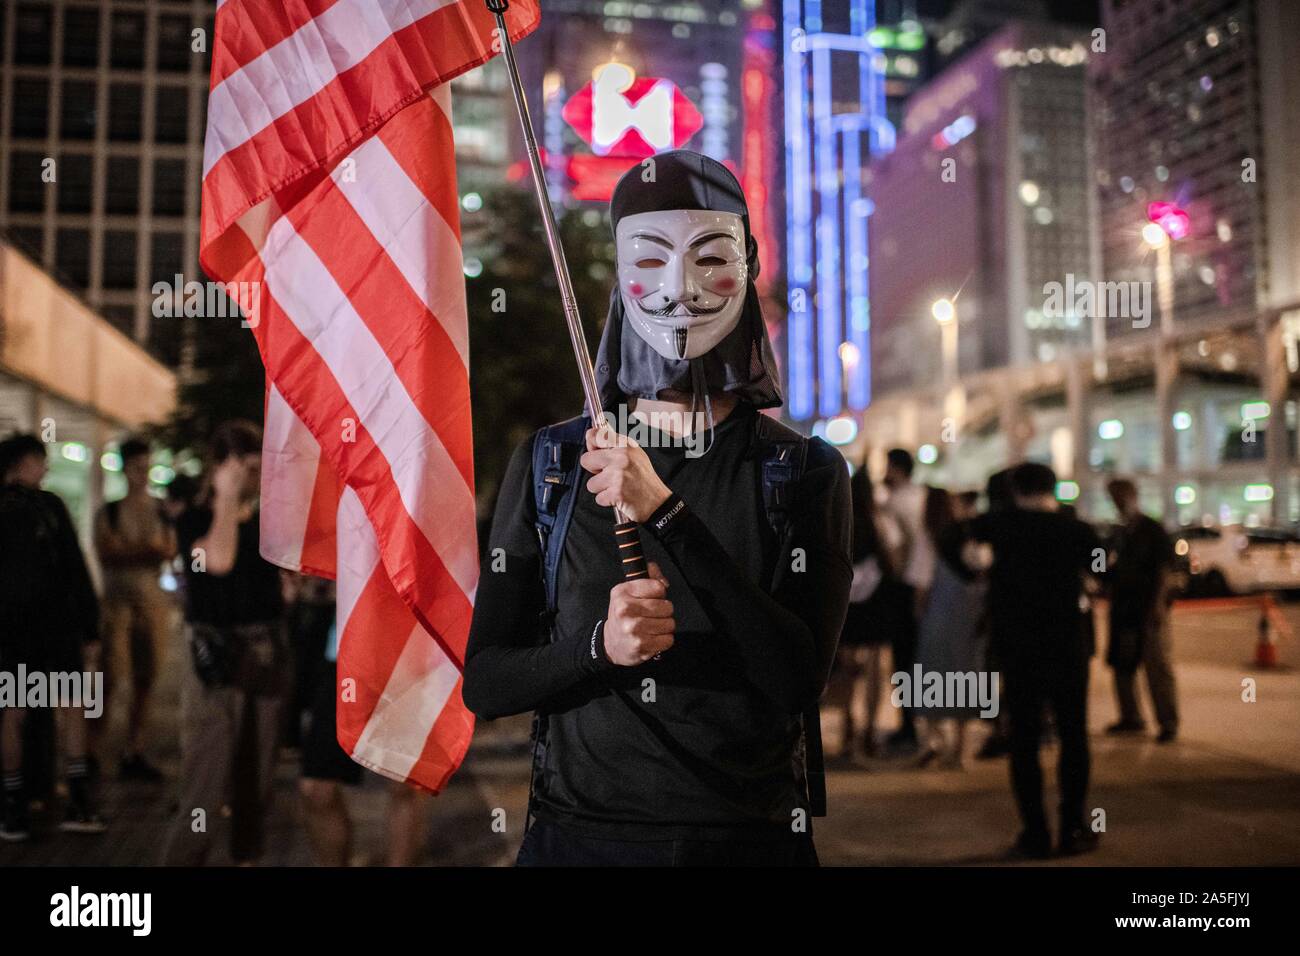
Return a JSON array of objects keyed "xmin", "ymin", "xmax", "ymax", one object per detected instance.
[{"xmin": 1, "ymin": 600, "xmax": 1295, "ymax": 865}]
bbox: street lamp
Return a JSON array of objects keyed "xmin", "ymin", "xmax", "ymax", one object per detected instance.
[
  {"xmin": 1145, "ymin": 201, "xmax": 1187, "ymax": 522},
  {"xmin": 932, "ymin": 297, "xmax": 957, "ymax": 383},
  {"xmin": 932, "ymin": 296, "xmax": 964, "ymax": 431}
]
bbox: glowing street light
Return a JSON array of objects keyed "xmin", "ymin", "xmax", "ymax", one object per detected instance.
[
  {"xmin": 931, "ymin": 297, "xmax": 956, "ymax": 325},
  {"xmin": 1142, "ymin": 222, "xmax": 1168, "ymax": 248}
]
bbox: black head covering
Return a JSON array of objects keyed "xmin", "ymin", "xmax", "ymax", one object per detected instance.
[{"xmin": 594, "ymin": 150, "xmax": 782, "ymax": 414}]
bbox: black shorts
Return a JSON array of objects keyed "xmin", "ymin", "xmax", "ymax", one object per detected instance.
[
  {"xmin": 300, "ymin": 660, "xmax": 363, "ymax": 786},
  {"xmin": 0, "ymin": 621, "xmax": 84, "ymax": 674}
]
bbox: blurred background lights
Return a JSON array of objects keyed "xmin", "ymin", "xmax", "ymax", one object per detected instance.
[
  {"xmin": 1244, "ymin": 483, "xmax": 1273, "ymax": 502},
  {"xmin": 917, "ymin": 443, "xmax": 938, "ymax": 465},
  {"xmin": 1098, "ymin": 419, "xmax": 1125, "ymax": 440},
  {"xmin": 824, "ymin": 416, "xmax": 858, "ymax": 446}
]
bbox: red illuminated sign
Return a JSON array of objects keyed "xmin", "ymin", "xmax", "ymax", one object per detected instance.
[{"xmin": 561, "ymin": 63, "xmax": 704, "ymax": 200}]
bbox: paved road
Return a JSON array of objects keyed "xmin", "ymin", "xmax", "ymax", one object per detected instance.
[{"xmin": 2, "ymin": 599, "xmax": 1296, "ymax": 866}]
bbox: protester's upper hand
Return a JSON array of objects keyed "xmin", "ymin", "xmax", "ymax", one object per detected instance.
[
  {"xmin": 581, "ymin": 425, "xmax": 671, "ymax": 523},
  {"xmin": 603, "ymin": 561, "xmax": 675, "ymax": 665}
]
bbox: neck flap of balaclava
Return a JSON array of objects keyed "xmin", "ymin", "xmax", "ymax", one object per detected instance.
[{"xmin": 595, "ymin": 150, "xmax": 782, "ymax": 426}]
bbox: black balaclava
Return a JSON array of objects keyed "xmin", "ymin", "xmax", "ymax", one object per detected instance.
[{"xmin": 595, "ymin": 150, "xmax": 782, "ymax": 437}]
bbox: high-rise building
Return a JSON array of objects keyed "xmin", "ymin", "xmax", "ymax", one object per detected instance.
[
  {"xmin": 868, "ymin": 20, "xmax": 1096, "ymax": 397},
  {"xmin": 0, "ymin": 0, "xmax": 214, "ymax": 367},
  {"xmin": 1092, "ymin": 0, "xmax": 1298, "ymax": 335}
]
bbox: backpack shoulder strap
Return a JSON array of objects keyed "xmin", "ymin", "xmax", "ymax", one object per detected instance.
[
  {"xmin": 530, "ymin": 414, "xmax": 590, "ymax": 618},
  {"xmin": 754, "ymin": 413, "xmax": 809, "ymax": 545},
  {"xmin": 752, "ymin": 414, "xmax": 826, "ymax": 817},
  {"xmin": 526, "ymin": 414, "xmax": 589, "ymax": 833}
]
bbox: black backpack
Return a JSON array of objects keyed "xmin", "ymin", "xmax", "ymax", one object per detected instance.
[{"xmin": 526, "ymin": 411, "xmax": 826, "ymax": 824}]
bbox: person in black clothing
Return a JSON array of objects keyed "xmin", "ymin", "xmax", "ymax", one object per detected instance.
[
  {"xmin": 0, "ymin": 433, "xmax": 105, "ymax": 840},
  {"xmin": 1105, "ymin": 478, "xmax": 1179, "ymax": 742},
  {"xmin": 160, "ymin": 420, "xmax": 287, "ymax": 865},
  {"xmin": 967, "ymin": 462, "xmax": 1102, "ymax": 858},
  {"xmin": 463, "ymin": 151, "xmax": 852, "ymax": 866},
  {"xmin": 833, "ymin": 466, "xmax": 904, "ymax": 759}
]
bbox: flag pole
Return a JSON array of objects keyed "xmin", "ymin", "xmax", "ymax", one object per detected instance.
[{"xmin": 485, "ymin": 0, "xmax": 649, "ymax": 582}]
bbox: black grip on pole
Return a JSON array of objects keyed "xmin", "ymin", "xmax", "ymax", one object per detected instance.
[{"xmin": 615, "ymin": 521, "xmax": 649, "ymax": 581}]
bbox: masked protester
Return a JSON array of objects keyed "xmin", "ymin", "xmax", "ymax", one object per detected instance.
[{"xmin": 464, "ymin": 150, "xmax": 852, "ymax": 866}]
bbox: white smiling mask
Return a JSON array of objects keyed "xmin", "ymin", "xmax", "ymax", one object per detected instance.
[{"xmin": 615, "ymin": 209, "xmax": 748, "ymax": 362}]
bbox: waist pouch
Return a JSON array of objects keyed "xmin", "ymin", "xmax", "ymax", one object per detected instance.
[{"xmin": 188, "ymin": 621, "xmax": 285, "ymax": 696}]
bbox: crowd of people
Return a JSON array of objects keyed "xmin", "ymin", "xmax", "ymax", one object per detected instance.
[
  {"xmin": 0, "ymin": 422, "xmax": 428, "ymax": 865},
  {"xmin": 832, "ymin": 448, "xmax": 1181, "ymax": 858},
  {"xmin": 1, "ymin": 417, "xmax": 1182, "ymax": 864}
]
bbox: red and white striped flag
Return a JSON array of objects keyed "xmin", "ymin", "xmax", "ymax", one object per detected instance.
[{"xmin": 200, "ymin": 0, "xmax": 541, "ymax": 791}]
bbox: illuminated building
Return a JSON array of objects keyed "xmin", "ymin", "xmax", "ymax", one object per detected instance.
[
  {"xmin": 868, "ymin": 21, "xmax": 1097, "ymax": 398},
  {"xmin": 1085, "ymin": 0, "xmax": 1300, "ymax": 522},
  {"xmin": 0, "ymin": 238, "xmax": 176, "ymax": 535},
  {"xmin": 782, "ymin": 0, "xmax": 897, "ymax": 422},
  {"xmin": 854, "ymin": 1, "xmax": 1300, "ymax": 529}
]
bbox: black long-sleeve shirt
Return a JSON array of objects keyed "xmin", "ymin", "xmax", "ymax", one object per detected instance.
[{"xmin": 463, "ymin": 404, "xmax": 851, "ymax": 840}]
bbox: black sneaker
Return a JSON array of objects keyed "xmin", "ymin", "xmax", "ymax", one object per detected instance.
[
  {"xmin": 1006, "ymin": 830, "xmax": 1052, "ymax": 860},
  {"xmin": 0, "ymin": 793, "xmax": 31, "ymax": 843},
  {"xmin": 1105, "ymin": 720, "xmax": 1146, "ymax": 735},
  {"xmin": 58, "ymin": 792, "xmax": 107, "ymax": 835},
  {"xmin": 883, "ymin": 729, "xmax": 919, "ymax": 757},
  {"xmin": 976, "ymin": 734, "xmax": 1010, "ymax": 760},
  {"xmin": 1156, "ymin": 728, "xmax": 1178, "ymax": 744},
  {"xmin": 1058, "ymin": 825, "xmax": 1101, "ymax": 856},
  {"xmin": 119, "ymin": 753, "xmax": 164, "ymax": 783}
]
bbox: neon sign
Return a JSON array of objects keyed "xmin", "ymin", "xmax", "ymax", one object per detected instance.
[{"xmin": 562, "ymin": 62, "xmax": 704, "ymax": 200}]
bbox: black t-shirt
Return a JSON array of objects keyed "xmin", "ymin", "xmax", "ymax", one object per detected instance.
[
  {"xmin": 176, "ymin": 504, "xmax": 283, "ymax": 627},
  {"xmin": 1109, "ymin": 514, "xmax": 1174, "ymax": 627},
  {"xmin": 970, "ymin": 507, "xmax": 1100, "ymax": 660},
  {"xmin": 463, "ymin": 404, "xmax": 852, "ymax": 840}
]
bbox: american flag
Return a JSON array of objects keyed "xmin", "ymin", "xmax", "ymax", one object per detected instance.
[{"xmin": 200, "ymin": 0, "xmax": 541, "ymax": 791}]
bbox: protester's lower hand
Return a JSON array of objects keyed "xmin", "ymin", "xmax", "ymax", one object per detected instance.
[
  {"xmin": 603, "ymin": 562, "xmax": 675, "ymax": 665},
  {"xmin": 581, "ymin": 425, "xmax": 671, "ymax": 523}
]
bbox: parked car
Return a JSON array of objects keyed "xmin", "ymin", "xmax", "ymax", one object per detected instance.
[{"xmin": 1174, "ymin": 525, "xmax": 1300, "ymax": 596}]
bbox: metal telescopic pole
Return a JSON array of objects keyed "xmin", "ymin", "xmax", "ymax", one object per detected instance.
[{"xmin": 484, "ymin": 0, "xmax": 649, "ymax": 581}]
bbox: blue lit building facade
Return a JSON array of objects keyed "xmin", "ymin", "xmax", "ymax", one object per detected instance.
[{"xmin": 781, "ymin": 0, "xmax": 908, "ymax": 423}]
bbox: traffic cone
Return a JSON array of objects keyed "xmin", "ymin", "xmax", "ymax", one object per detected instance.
[{"xmin": 1255, "ymin": 595, "xmax": 1281, "ymax": 668}]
